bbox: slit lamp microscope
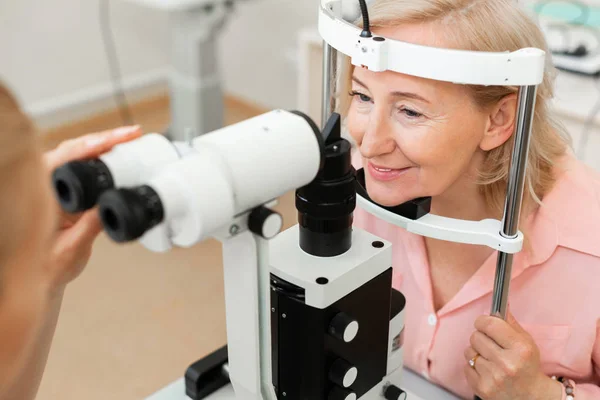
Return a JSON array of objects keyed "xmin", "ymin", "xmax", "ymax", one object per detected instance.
[{"xmin": 51, "ymin": 1, "xmax": 546, "ymax": 399}]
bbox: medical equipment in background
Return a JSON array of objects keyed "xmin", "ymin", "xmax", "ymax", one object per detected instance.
[
  {"xmin": 533, "ymin": 0, "xmax": 600, "ymax": 160},
  {"xmin": 116, "ymin": 0, "xmax": 244, "ymax": 140},
  {"xmin": 536, "ymin": 0, "xmax": 600, "ymax": 76},
  {"xmin": 51, "ymin": 0, "xmax": 545, "ymax": 399}
]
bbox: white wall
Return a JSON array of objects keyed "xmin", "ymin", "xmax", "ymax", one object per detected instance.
[
  {"xmin": 219, "ymin": 0, "xmax": 318, "ymax": 110},
  {"xmin": 0, "ymin": 0, "xmax": 317, "ymax": 129},
  {"xmin": 0, "ymin": 0, "xmax": 170, "ymax": 126}
]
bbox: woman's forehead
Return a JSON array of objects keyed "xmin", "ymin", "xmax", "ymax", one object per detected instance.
[{"xmin": 351, "ymin": 63, "xmax": 461, "ymax": 102}]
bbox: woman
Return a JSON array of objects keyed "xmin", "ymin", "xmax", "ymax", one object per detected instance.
[
  {"xmin": 0, "ymin": 82, "xmax": 141, "ymax": 399},
  {"xmin": 344, "ymin": 1, "xmax": 600, "ymax": 399}
]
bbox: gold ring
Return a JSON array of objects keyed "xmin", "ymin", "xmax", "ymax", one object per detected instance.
[{"xmin": 469, "ymin": 354, "xmax": 480, "ymax": 369}]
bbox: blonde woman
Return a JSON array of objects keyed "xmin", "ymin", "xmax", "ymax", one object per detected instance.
[
  {"xmin": 0, "ymin": 82, "xmax": 141, "ymax": 399},
  {"xmin": 346, "ymin": 1, "xmax": 600, "ymax": 399}
]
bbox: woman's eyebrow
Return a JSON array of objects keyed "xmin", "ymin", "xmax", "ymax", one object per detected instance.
[{"xmin": 352, "ymin": 76, "xmax": 430, "ymax": 104}]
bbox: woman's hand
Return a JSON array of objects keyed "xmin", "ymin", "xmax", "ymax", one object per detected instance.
[
  {"xmin": 464, "ymin": 312, "xmax": 564, "ymax": 400},
  {"xmin": 43, "ymin": 126, "xmax": 142, "ymax": 295}
]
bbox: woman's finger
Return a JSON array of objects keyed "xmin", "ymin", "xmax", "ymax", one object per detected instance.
[
  {"xmin": 63, "ymin": 209, "xmax": 103, "ymax": 249},
  {"xmin": 470, "ymin": 330, "xmax": 504, "ymax": 363},
  {"xmin": 464, "ymin": 346, "xmax": 495, "ymax": 375},
  {"xmin": 53, "ymin": 210, "xmax": 102, "ymax": 259},
  {"xmin": 474, "ymin": 314, "xmax": 520, "ymax": 349},
  {"xmin": 464, "ymin": 348, "xmax": 497, "ymax": 398},
  {"xmin": 464, "ymin": 363, "xmax": 480, "ymax": 388},
  {"xmin": 45, "ymin": 125, "xmax": 142, "ymax": 169},
  {"xmin": 464, "ymin": 363, "xmax": 497, "ymax": 400},
  {"xmin": 506, "ymin": 310, "xmax": 529, "ymax": 336}
]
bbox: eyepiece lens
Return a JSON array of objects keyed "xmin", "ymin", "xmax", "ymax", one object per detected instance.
[
  {"xmin": 98, "ymin": 186, "xmax": 165, "ymax": 243},
  {"xmin": 55, "ymin": 179, "xmax": 72, "ymax": 204},
  {"xmin": 102, "ymin": 208, "xmax": 121, "ymax": 233},
  {"xmin": 52, "ymin": 159, "xmax": 114, "ymax": 213}
]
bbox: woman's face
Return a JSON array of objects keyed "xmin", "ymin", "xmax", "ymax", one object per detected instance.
[{"xmin": 347, "ymin": 24, "xmax": 493, "ymax": 207}]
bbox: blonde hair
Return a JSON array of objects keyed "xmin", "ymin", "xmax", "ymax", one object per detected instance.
[
  {"xmin": 0, "ymin": 82, "xmax": 39, "ymax": 273},
  {"xmin": 339, "ymin": 0, "xmax": 570, "ymax": 218}
]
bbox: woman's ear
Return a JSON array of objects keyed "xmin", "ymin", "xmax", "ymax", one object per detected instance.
[{"xmin": 479, "ymin": 94, "xmax": 518, "ymax": 152}]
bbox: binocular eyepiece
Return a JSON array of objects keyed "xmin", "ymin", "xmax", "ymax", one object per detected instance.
[
  {"xmin": 50, "ymin": 110, "xmax": 327, "ymax": 250},
  {"xmin": 52, "ymin": 159, "xmax": 115, "ymax": 213},
  {"xmin": 98, "ymin": 186, "xmax": 165, "ymax": 243}
]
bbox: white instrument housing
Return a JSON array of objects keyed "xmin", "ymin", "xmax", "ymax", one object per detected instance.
[
  {"xmin": 139, "ymin": 110, "xmax": 323, "ymax": 251},
  {"xmin": 319, "ymin": 0, "xmax": 546, "ymax": 85},
  {"xmin": 100, "ymin": 134, "xmax": 182, "ymax": 188}
]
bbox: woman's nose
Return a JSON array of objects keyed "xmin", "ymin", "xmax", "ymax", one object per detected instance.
[{"xmin": 359, "ymin": 114, "xmax": 396, "ymax": 159}]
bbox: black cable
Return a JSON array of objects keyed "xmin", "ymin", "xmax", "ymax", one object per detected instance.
[
  {"xmin": 358, "ymin": 0, "xmax": 371, "ymax": 38},
  {"xmin": 100, "ymin": 0, "xmax": 135, "ymax": 126}
]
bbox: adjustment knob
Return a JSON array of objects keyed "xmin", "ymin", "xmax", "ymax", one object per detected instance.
[
  {"xmin": 329, "ymin": 359, "xmax": 358, "ymax": 388},
  {"xmin": 248, "ymin": 206, "xmax": 283, "ymax": 239},
  {"xmin": 384, "ymin": 385, "xmax": 407, "ymax": 400},
  {"xmin": 329, "ymin": 313, "xmax": 359, "ymax": 343},
  {"xmin": 328, "ymin": 386, "xmax": 356, "ymax": 400}
]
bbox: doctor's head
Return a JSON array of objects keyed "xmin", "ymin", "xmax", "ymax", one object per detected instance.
[
  {"xmin": 342, "ymin": 0, "xmax": 569, "ymax": 216},
  {"xmin": 0, "ymin": 83, "xmax": 57, "ymax": 394}
]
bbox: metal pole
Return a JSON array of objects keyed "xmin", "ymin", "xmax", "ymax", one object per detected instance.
[
  {"xmin": 322, "ymin": 43, "xmax": 338, "ymax": 128},
  {"xmin": 490, "ymin": 85, "xmax": 537, "ymax": 318},
  {"xmin": 475, "ymin": 85, "xmax": 537, "ymax": 400}
]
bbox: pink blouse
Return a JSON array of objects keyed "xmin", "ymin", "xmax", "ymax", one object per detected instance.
[{"xmin": 353, "ymin": 155, "xmax": 600, "ymax": 399}]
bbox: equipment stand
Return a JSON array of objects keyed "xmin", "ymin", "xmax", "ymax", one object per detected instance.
[
  {"xmin": 122, "ymin": 0, "xmax": 232, "ymax": 140},
  {"xmin": 168, "ymin": 5, "xmax": 228, "ymax": 140}
]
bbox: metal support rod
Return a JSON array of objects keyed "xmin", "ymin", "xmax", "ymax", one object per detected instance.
[
  {"xmin": 490, "ymin": 85, "xmax": 537, "ymax": 319},
  {"xmin": 474, "ymin": 85, "xmax": 537, "ymax": 400},
  {"xmin": 322, "ymin": 43, "xmax": 338, "ymax": 128}
]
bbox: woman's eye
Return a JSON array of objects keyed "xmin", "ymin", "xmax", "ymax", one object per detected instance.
[
  {"xmin": 349, "ymin": 91, "xmax": 372, "ymax": 103},
  {"xmin": 400, "ymin": 108, "xmax": 423, "ymax": 119}
]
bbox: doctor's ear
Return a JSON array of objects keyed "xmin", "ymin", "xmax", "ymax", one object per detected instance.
[{"xmin": 479, "ymin": 93, "xmax": 518, "ymax": 152}]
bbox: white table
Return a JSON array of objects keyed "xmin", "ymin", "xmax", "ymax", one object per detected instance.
[{"xmin": 146, "ymin": 368, "xmax": 461, "ymax": 400}]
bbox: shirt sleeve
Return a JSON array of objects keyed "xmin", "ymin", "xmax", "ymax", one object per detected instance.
[{"xmin": 569, "ymin": 319, "xmax": 600, "ymax": 399}]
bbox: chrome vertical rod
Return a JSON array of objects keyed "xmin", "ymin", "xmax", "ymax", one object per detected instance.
[
  {"xmin": 322, "ymin": 42, "xmax": 338, "ymax": 128},
  {"xmin": 475, "ymin": 85, "xmax": 538, "ymax": 400},
  {"xmin": 490, "ymin": 85, "xmax": 538, "ymax": 318}
]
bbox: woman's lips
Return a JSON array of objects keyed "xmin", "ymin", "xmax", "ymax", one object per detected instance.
[{"xmin": 367, "ymin": 162, "xmax": 411, "ymax": 182}]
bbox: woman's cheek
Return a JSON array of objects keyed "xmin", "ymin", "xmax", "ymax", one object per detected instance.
[
  {"xmin": 346, "ymin": 109, "xmax": 367, "ymax": 144},
  {"xmin": 392, "ymin": 125, "xmax": 433, "ymax": 166}
]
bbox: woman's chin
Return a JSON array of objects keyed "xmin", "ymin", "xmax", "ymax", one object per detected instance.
[
  {"xmin": 366, "ymin": 186, "xmax": 413, "ymax": 207},
  {"xmin": 364, "ymin": 174, "xmax": 422, "ymax": 207}
]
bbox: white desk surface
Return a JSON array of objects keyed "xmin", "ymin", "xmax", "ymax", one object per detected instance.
[{"xmin": 146, "ymin": 368, "xmax": 461, "ymax": 400}]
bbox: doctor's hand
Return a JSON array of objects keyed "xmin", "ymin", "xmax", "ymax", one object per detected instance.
[
  {"xmin": 43, "ymin": 126, "xmax": 142, "ymax": 295},
  {"xmin": 463, "ymin": 312, "xmax": 564, "ymax": 400}
]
